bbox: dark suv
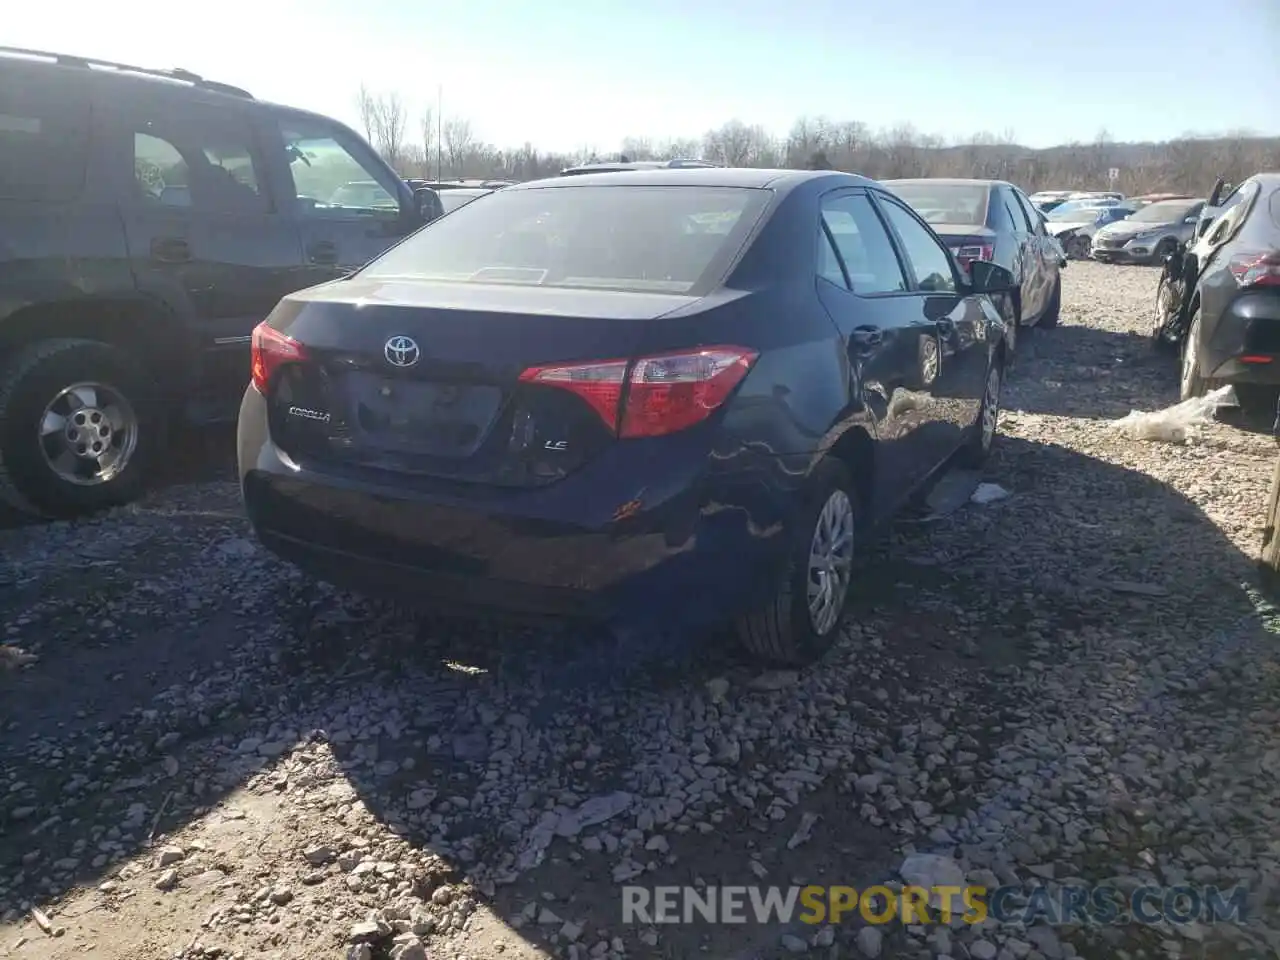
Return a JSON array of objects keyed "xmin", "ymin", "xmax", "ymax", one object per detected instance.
[{"xmin": 0, "ymin": 47, "xmax": 437, "ymax": 518}]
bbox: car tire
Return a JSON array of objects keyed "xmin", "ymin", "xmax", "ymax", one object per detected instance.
[
  {"xmin": 1038, "ymin": 275, "xmax": 1061, "ymax": 329},
  {"xmin": 958, "ymin": 352, "xmax": 1004, "ymax": 468},
  {"xmin": 1151, "ymin": 275, "xmax": 1183, "ymax": 354},
  {"xmin": 734, "ymin": 458, "xmax": 860, "ymax": 666},
  {"xmin": 0, "ymin": 339, "xmax": 157, "ymax": 518},
  {"xmin": 998, "ymin": 293, "xmax": 1018, "ymax": 355},
  {"xmin": 1178, "ymin": 305, "xmax": 1219, "ymax": 401},
  {"xmin": 1067, "ymin": 235, "xmax": 1090, "ymax": 260}
]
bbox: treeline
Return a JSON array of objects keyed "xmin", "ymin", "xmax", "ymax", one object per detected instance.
[{"xmin": 356, "ymin": 85, "xmax": 1280, "ymax": 195}]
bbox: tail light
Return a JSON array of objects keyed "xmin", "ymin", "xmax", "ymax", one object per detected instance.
[
  {"xmin": 250, "ymin": 321, "xmax": 308, "ymax": 394},
  {"xmin": 519, "ymin": 346, "xmax": 758, "ymax": 439},
  {"xmin": 953, "ymin": 244, "xmax": 995, "ymax": 268},
  {"xmin": 1228, "ymin": 251, "xmax": 1280, "ymax": 289}
]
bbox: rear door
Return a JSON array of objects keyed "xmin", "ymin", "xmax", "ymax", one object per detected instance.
[
  {"xmin": 264, "ymin": 114, "xmax": 415, "ymax": 280},
  {"xmin": 814, "ymin": 189, "xmax": 953, "ymax": 514},
  {"xmin": 872, "ymin": 191, "xmax": 990, "ymax": 464},
  {"xmin": 1008, "ymin": 186, "xmax": 1051, "ymax": 320},
  {"xmin": 100, "ymin": 91, "xmax": 303, "ymax": 410}
]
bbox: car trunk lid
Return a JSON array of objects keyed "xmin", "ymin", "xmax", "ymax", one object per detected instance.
[{"xmin": 264, "ymin": 277, "xmax": 699, "ymax": 487}]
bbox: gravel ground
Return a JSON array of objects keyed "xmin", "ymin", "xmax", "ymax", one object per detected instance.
[{"xmin": 2, "ymin": 260, "xmax": 1279, "ymax": 960}]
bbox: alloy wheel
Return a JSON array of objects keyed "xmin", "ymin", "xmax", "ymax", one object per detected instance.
[
  {"xmin": 38, "ymin": 382, "xmax": 139, "ymax": 486},
  {"xmin": 981, "ymin": 364, "xmax": 1002, "ymax": 452},
  {"xmin": 806, "ymin": 489, "xmax": 855, "ymax": 636}
]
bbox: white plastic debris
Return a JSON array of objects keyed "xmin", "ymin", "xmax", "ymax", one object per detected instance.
[
  {"xmin": 1108, "ymin": 385, "xmax": 1238, "ymax": 443},
  {"xmin": 899, "ymin": 853, "xmax": 966, "ymax": 912},
  {"xmin": 970, "ymin": 483, "xmax": 1011, "ymax": 505}
]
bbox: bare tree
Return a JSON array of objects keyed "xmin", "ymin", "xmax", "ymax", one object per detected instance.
[
  {"xmin": 350, "ymin": 85, "xmax": 1280, "ymax": 194},
  {"xmin": 354, "ymin": 84, "xmax": 408, "ymax": 171},
  {"xmin": 356, "ymin": 84, "xmax": 377, "ymax": 144},
  {"xmin": 443, "ymin": 118, "xmax": 476, "ymax": 176},
  {"xmin": 421, "ymin": 107, "xmax": 438, "ymax": 179}
]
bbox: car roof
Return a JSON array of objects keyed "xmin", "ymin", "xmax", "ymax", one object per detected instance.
[
  {"xmin": 0, "ymin": 45, "xmax": 379, "ymax": 145},
  {"xmin": 508, "ymin": 167, "xmax": 878, "ymax": 192},
  {"xmin": 882, "ymin": 178, "xmax": 1006, "ymax": 190}
]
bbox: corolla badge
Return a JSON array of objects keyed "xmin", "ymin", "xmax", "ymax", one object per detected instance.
[{"xmin": 384, "ymin": 335, "xmax": 420, "ymax": 368}]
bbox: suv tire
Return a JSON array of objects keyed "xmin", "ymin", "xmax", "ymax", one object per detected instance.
[
  {"xmin": 0, "ymin": 339, "xmax": 156, "ymax": 518},
  {"xmin": 734, "ymin": 459, "xmax": 860, "ymax": 665}
]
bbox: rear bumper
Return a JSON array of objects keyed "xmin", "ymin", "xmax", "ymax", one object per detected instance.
[
  {"xmin": 237, "ymin": 388, "xmax": 810, "ymax": 631},
  {"xmin": 1205, "ymin": 290, "xmax": 1280, "ymax": 385}
]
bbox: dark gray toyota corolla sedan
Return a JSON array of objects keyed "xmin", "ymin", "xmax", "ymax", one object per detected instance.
[{"xmin": 237, "ymin": 168, "xmax": 1015, "ymax": 664}]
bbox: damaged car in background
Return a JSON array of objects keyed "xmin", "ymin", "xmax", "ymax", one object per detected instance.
[
  {"xmin": 1091, "ymin": 196, "xmax": 1205, "ymax": 265},
  {"xmin": 882, "ymin": 177, "xmax": 1063, "ymax": 354},
  {"xmin": 1046, "ymin": 203, "xmax": 1136, "ymax": 259},
  {"xmin": 1151, "ymin": 173, "xmax": 1280, "ymax": 415}
]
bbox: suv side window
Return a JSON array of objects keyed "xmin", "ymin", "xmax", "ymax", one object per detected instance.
[
  {"xmin": 125, "ymin": 112, "xmax": 268, "ymax": 214},
  {"xmin": 0, "ymin": 64, "xmax": 90, "ymax": 202},
  {"xmin": 818, "ymin": 193, "xmax": 907, "ymax": 295},
  {"xmin": 277, "ymin": 120, "xmax": 399, "ymax": 220},
  {"xmin": 875, "ymin": 196, "xmax": 958, "ymax": 293}
]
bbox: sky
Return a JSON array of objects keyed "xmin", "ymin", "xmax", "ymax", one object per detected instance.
[{"xmin": 8, "ymin": 0, "xmax": 1280, "ymax": 155}]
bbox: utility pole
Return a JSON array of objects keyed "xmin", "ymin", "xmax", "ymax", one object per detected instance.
[{"xmin": 436, "ymin": 85, "xmax": 443, "ymax": 181}]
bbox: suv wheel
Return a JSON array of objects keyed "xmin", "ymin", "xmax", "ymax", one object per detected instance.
[
  {"xmin": 0, "ymin": 339, "xmax": 155, "ymax": 518},
  {"xmin": 734, "ymin": 459, "xmax": 860, "ymax": 665}
]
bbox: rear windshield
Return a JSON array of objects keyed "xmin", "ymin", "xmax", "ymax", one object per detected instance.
[
  {"xmin": 1128, "ymin": 200, "xmax": 1199, "ymax": 223},
  {"xmin": 883, "ymin": 182, "xmax": 990, "ymax": 225},
  {"xmin": 359, "ymin": 185, "xmax": 771, "ymax": 294},
  {"xmin": 1048, "ymin": 204, "xmax": 1106, "ymax": 221}
]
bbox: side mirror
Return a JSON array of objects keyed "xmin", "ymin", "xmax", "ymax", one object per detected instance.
[
  {"xmin": 968, "ymin": 260, "xmax": 1016, "ymax": 295},
  {"xmin": 414, "ymin": 187, "xmax": 444, "ymax": 224}
]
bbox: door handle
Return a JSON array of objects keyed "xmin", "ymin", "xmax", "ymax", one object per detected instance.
[
  {"xmin": 151, "ymin": 236, "xmax": 191, "ymax": 264},
  {"xmin": 307, "ymin": 240, "xmax": 338, "ymax": 265},
  {"xmin": 851, "ymin": 326, "xmax": 883, "ymax": 348}
]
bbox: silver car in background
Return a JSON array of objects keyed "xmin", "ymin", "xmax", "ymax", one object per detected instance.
[{"xmin": 1091, "ymin": 198, "xmax": 1205, "ymax": 265}]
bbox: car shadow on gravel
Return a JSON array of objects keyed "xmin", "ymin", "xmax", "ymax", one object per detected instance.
[
  {"xmin": 1008, "ymin": 324, "xmax": 1181, "ymax": 420},
  {"xmin": 1, "ymin": 434, "xmax": 1275, "ymax": 960},
  {"xmin": 1015, "ymin": 325, "xmax": 1280, "ymax": 439}
]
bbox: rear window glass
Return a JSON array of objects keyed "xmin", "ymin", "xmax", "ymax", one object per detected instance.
[
  {"xmin": 359, "ymin": 185, "xmax": 771, "ymax": 294},
  {"xmin": 882, "ymin": 182, "xmax": 990, "ymax": 226},
  {"xmin": 0, "ymin": 66, "xmax": 90, "ymax": 202}
]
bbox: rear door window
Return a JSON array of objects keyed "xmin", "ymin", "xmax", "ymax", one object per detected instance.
[
  {"xmin": 987, "ymin": 189, "xmax": 1018, "ymax": 232},
  {"xmin": 1010, "ymin": 189, "xmax": 1040, "ymax": 233},
  {"xmin": 0, "ymin": 63, "xmax": 90, "ymax": 202},
  {"xmin": 875, "ymin": 196, "xmax": 959, "ymax": 293},
  {"xmin": 122, "ymin": 109, "xmax": 269, "ymax": 214},
  {"xmin": 818, "ymin": 193, "xmax": 908, "ymax": 295}
]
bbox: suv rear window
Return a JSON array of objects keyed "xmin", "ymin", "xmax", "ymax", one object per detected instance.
[
  {"xmin": 359, "ymin": 185, "xmax": 771, "ymax": 295},
  {"xmin": 0, "ymin": 66, "xmax": 90, "ymax": 202}
]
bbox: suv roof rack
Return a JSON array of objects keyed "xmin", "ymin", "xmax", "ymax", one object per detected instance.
[{"xmin": 0, "ymin": 45, "xmax": 254, "ymax": 99}]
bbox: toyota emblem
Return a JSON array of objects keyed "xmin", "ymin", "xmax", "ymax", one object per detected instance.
[{"xmin": 384, "ymin": 335, "xmax": 420, "ymax": 368}]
